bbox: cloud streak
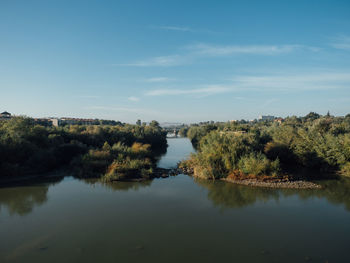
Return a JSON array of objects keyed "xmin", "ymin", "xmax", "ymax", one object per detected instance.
[
  {"xmin": 145, "ymin": 86, "xmax": 232, "ymax": 96},
  {"xmin": 117, "ymin": 42, "xmax": 321, "ymax": 67},
  {"xmin": 115, "ymin": 55, "xmax": 186, "ymax": 67},
  {"xmin": 128, "ymin": 96, "xmax": 140, "ymax": 102},
  {"xmin": 145, "ymin": 77, "xmax": 174, "ymax": 83},
  {"xmin": 145, "ymin": 71, "xmax": 350, "ymax": 97},
  {"xmin": 156, "ymin": 26, "xmax": 192, "ymax": 32},
  {"xmin": 330, "ymin": 35, "xmax": 350, "ymax": 50},
  {"xmin": 187, "ymin": 43, "xmax": 320, "ymax": 56},
  {"xmin": 231, "ymin": 72, "xmax": 350, "ymax": 90}
]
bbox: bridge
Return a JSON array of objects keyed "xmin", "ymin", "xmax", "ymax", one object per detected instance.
[{"xmin": 163, "ymin": 127, "xmax": 182, "ymax": 138}]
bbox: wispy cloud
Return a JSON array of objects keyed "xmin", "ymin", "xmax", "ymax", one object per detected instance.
[
  {"xmin": 115, "ymin": 55, "xmax": 186, "ymax": 67},
  {"xmin": 116, "ymin": 43, "xmax": 320, "ymax": 67},
  {"xmin": 231, "ymin": 72, "xmax": 350, "ymax": 90},
  {"xmin": 145, "ymin": 71, "xmax": 350, "ymax": 97},
  {"xmin": 150, "ymin": 25, "xmax": 221, "ymax": 35},
  {"xmin": 330, "ymin": 35, "xmax": 350, "ymax": 50},
  {"xmin": 187, "ymin": 44, "xmax": 320, "ymax": 56},
  {"xmin": 128, "ymin": 96, "xmax": 140, "ymax": 102},
  {"xmin": 145, "ymin": 85, "xmax": 232, "ymax": 96},
  {"xmin": 145, "ymin": 77, "xmax": 174, "ymax": 83},
  {"xmin": 156, "ymin": 26, "xmax": 192, "ymax": 32}
]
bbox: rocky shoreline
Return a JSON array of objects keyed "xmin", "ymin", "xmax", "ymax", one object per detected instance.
[
  {"xmin": 0, "ymin": 166, "xmax": 322, "ymax": 190},
  {"xmin": 178, "ymin": 166, "xmax": 322, "ymax": 189},
  {"xmin": 152, "ymin": 167, "xmax": 184, "ymax": 178},
  {"xmin": 121, "ymin": 167, "xmax": 184, "ymax": 182},
  {"xmin": 222, "ymin": 178, "xmax": 322, "ymax": 189}
]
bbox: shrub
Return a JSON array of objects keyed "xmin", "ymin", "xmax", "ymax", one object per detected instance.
[
  {"xmin": 238, "ymin": 152, "xmax": 280, "ymax": 176},
  {"xmin": 103, "ymin": 158, "xmax": 152, "ymax": 181},
  {"xmin": 340, "ymin": 163, "xmax": 350, "ymax": 177}
]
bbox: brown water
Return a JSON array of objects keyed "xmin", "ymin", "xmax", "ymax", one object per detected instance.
[{"xmin": 0, "ymin": 138, "xmax": 350, "ymax": 263}]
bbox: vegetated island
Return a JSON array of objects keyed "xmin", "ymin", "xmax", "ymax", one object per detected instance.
[
  {"xmin": 1, "ymin": 112, "xmax": 350, "ymax": 190},
  {"xmin": 0, "ymin": 117, "xmax": 171, "ymax": 184},
  {"xmin": 179, "ymin": 112, "xmax": 350, "ymax": 189}
]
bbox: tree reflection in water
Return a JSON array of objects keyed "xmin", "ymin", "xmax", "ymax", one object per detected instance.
[
  {"xmin": 194, "ymin": 177, "xmax": 350, "ymax": 211},
  {"xmin": 0, "ymin": 176, "xmax": 153, "ymax": 217},
  {"xmin": 0, "ymin": 176, "xmax": 64, "ymax": 216},
  {"xmin": 81, "ymin": 178, "xmax": 153, "ymax": 192},
  {"xmin": 2, "ymin": 174, "xmax": 350, "ymax": 216}
]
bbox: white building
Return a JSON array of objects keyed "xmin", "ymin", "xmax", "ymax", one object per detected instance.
[
  {"xmin": 258, "ymin": 115, "xmax": 275, "ymax": 121},
  {"xmin": 50, "ymin": 118, "xmax": 61, "ymax": 127}
]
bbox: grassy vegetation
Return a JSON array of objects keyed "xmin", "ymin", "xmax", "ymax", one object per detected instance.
[
  {"xmin": 180, "ymin": 112, "xmax": 350, "ymax": 181},
  {"xmin": 0, "ymin": 117, "xmax": 167, "ymax": 181}
]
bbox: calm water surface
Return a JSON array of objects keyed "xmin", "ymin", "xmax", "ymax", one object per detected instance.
[{"xmin": 1, "ymin": 138, "xmax": 350, "ymax": 263}]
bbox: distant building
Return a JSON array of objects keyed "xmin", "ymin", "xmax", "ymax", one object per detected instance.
[
  {"xmin": 0, "ymin": 112, "xmax": 120, "ymax": 127},
  {"xmin": 60, "ymin": 118, "xmax": 99, "ymax": 126},
  {"xmin": 0, "ymin": 111, "xmax": 12, "ymax": 120},
  {"xmin": 258, "ymin": 115, "xmax": 275, "ymax": 121},
  {"xmin": 46, "ymin": 117, "xmax": 122, "ymax": 127},
  {"xmin": 50, "ymin": 118, "xmax": 60, "ymax": 127}
]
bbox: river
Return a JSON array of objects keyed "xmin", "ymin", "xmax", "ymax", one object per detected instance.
[{"xmin": 0, "ymin": 138, "xmax": 350, "ymax": 262}]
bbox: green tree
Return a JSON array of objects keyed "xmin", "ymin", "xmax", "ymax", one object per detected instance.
[{"xmin": 150, "ymin": 120, "xmax": 160, "ymax": 127}]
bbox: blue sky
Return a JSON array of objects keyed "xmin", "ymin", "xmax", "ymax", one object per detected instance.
[{"xmin": 1, "ymin": 0, "xmax": 350, "ymax": 123}]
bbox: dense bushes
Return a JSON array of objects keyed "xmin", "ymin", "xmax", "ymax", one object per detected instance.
[
  {"xmin": 77, "ymin": 142, "xmax": 155, "ymax": 181},
  {"xmin": 186, "ymin": 124, "xmax": 218, "ymax": 148},
  {"xmin": 0, "ymin": 117, "xmax": 167, "ymax": 179},
  {"xmin": 238, "ymin": 153, "xmax": 280, "ymax": 176},
  {"xmin": 178, "ymin": 127, "xmax": 189, "ymax": 137},
  {"xmin": 181, "ymin": 131, "xmax": 281, "ymax": 179},
  {"xmin": 182, "ymin": 113, "xmax": 350, "ymax": 180}
]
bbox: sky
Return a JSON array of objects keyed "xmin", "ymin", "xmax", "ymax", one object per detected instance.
[{"xmin": 1, "ymin": 0, "xmax": 350, "ymax": 123}]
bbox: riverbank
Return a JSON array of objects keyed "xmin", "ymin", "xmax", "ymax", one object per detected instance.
[
  {"xmin": 106, "ymin": 167, "xmax": 183, "ymax": 182},
  {"xmin": 0, "ymin": 170, "xmax": 66, "ymax": 187},
  {"xmin": 0, "ymin": 167, "xmax": 184, "ymax": 185},
  {"xmin": 178, "ymin": 166, "xmax": 322, "ymax": 189},
  {"xmin": 222, "ymin": 177, "xmax": 322, "ymax": 189},
  {"xmin": 0, "ymin": 164, "xmax": 322, "ymax": 189},
  {"xmin": 108, "ymin": 166, "xmax": 323, "ymax": 189}
]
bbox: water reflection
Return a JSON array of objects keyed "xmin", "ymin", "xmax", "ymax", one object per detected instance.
[
  {"xmin": 157, "ymin": 138, "xmax": 195, "ymax": 168},
  {"xmin": 289, "ymin": 178, "xmax": 350, "ymax": 211},
  {"xmin": 81, "ymin": 178, "xmax": 153, "ymax": 191},
  {"xmin": 0, "ymin": 176, "xmax": 63, "ymax": 216},
  {"xmin": 102, "ymin": 180, "xmax": 153, "ymax": 191},
  {"xmin": 195, "ymin": 177, "xmax": 350, "ymax": 211},
  {"xmin": 195, "ymin": 179, "xmax": 280, "ymax": 208}
]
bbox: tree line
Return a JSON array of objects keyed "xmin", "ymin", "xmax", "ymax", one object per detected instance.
[
  {"xmin": 0, "ymin": 117, "xmax": 167, "ymax": 181},
  {"xmin": 180, "ymin": 112, "xmax": 350, "ymax": 180}
]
